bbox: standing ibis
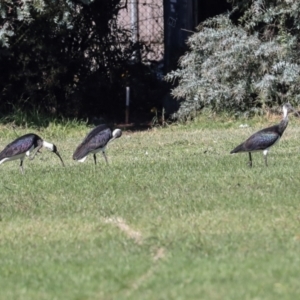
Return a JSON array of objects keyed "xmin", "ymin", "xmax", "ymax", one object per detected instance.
[
  {"xmin": 230, "ymin": 103, "xmax": 296, "ymax": 167},
  {"xmin": 0, "ymin": 133, "xmax": 65, "ymax": 173},
  {"xmin": 73, "ymin": 124, "xmax": 122, "ymax": 165}
]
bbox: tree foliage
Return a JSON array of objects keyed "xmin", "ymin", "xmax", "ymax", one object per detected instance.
[
  {"xmin": 166, "ymin": 0, "xmax": 300, "ymax": 120},
  {"xmin": 0, "ymin": 0, "xmax": 163, "ymax": 120}
]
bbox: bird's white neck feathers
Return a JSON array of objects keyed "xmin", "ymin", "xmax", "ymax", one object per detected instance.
[
  {"xmin": 43, "ymin": 141, "xmax": 54, "ymax": 151},
  {"xmin": 112, "ymin": 129, "xmax": 121, "ymax": 138},
  {"xmin": 283, "ymin": 106, "xmax": 288, "ymax": 118}
]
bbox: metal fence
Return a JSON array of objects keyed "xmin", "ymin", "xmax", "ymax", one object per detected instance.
[{"xmin": 117, "ymin": 0, "xmax": 164, "ymax": 62}]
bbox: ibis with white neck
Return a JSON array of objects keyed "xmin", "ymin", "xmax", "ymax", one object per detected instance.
[
  {"xmin": 0, "ymin": 133, "xmax": 65, "ymax": 173},
  {"xmin": 73, "ymin": 124, "xmax": 122, "ymax": 165},
  {"xmin": 230, "ymin": 103, "xmax": 296, "ymax": 167}
]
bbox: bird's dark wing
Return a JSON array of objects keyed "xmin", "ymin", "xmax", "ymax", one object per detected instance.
[
  {"xmin": 231, "ymin": 127, "xmax": 280, "ymax": 153},
  {"xmin": 0, "ymin": 134, "xmax": 37, "ymax": 159},
  {"xmin": 73, "ymin": 126, "xmax": 112, "ymax": 160},
  {"xmin": 82, "ymin": 124, "xmax": 110, "ymax": 143}
]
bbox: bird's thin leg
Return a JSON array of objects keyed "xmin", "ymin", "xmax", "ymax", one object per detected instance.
[
  {"xmin": 93, "ymin": 154, "xmax": 97, "ymax": 165},
  {"xmin": 102, "ymin": 151, "xmax": 108, "ymax": 164},
  {"xmin": 19, "ymin": 159, "xmax": 24, "ymax": 174},
  {"xmin": 29, "ymin": 144, "xmax": 43, "ymax": 160},
  {"xmin": 248, "ymin": 152, "xmax": 252, "ymax": 168}
]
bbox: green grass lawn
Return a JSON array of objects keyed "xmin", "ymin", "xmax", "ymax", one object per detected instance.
[{"xmin": 1, "ymin": 116, "xmax": 300, "ymax": 300}]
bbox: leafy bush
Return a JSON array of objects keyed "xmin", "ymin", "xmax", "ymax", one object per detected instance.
[{"xmin": 166, "ymin": 0, "xmax": 300, "ymax": 120}]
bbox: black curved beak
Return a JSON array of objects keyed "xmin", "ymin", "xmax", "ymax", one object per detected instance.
[{"xmin": 54, "ymin": 150, "xmax": 65, "ymax": 167}]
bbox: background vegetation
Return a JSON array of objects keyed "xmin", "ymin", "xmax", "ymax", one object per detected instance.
[
  {"xmin": 0, "ymin": 0, "xmax": 166, "ymax": 121},
  {"xmin": 166, "ymin": 0, "xmax": 300, "ymax": 120},
  {"xmin": 2, "ymin": 1, "xmax": 300, "ymax": 122}
]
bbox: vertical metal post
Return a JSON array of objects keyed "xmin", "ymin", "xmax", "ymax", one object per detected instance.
[{"xmin": 125, "ymin": 86, "xmax": 130, "ymax": 124}]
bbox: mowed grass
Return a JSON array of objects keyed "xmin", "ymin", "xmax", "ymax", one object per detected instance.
[{"xmin": 1, "ymin": 116, "xmax": 300, "ymax": 300}]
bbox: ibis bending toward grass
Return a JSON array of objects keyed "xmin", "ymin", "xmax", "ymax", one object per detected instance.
[
  {"xmin": 0, "ymin": 133, "xmax": 65, "ymax": 174},
  {"xmin": 73, "ymin": 124, "xmax": 122, "ymax": 165},
  {"xmin": 230, "ymin": 103, "xmax": 296, "ymax": 167}
]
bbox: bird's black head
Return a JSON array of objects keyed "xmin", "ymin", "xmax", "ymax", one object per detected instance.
[
  {"xmin": 52, "ymin": 144, "xmax": 65, "ymax": 167},
  {"xmin": 52, "ymin": 144, "xmax": 58, "ymax": 153},
  {"xmin": 283, "ymin": 102, "xmax": 293, "ymax": 111}
]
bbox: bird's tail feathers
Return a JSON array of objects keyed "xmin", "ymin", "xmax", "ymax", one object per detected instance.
[
  {"xmin": 73, "ymin": 144, "xmax": 89, "ymax": 160},
  {"xmin": 78, "ymin": 156, "xmax": 87, "ymax": 163}
]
